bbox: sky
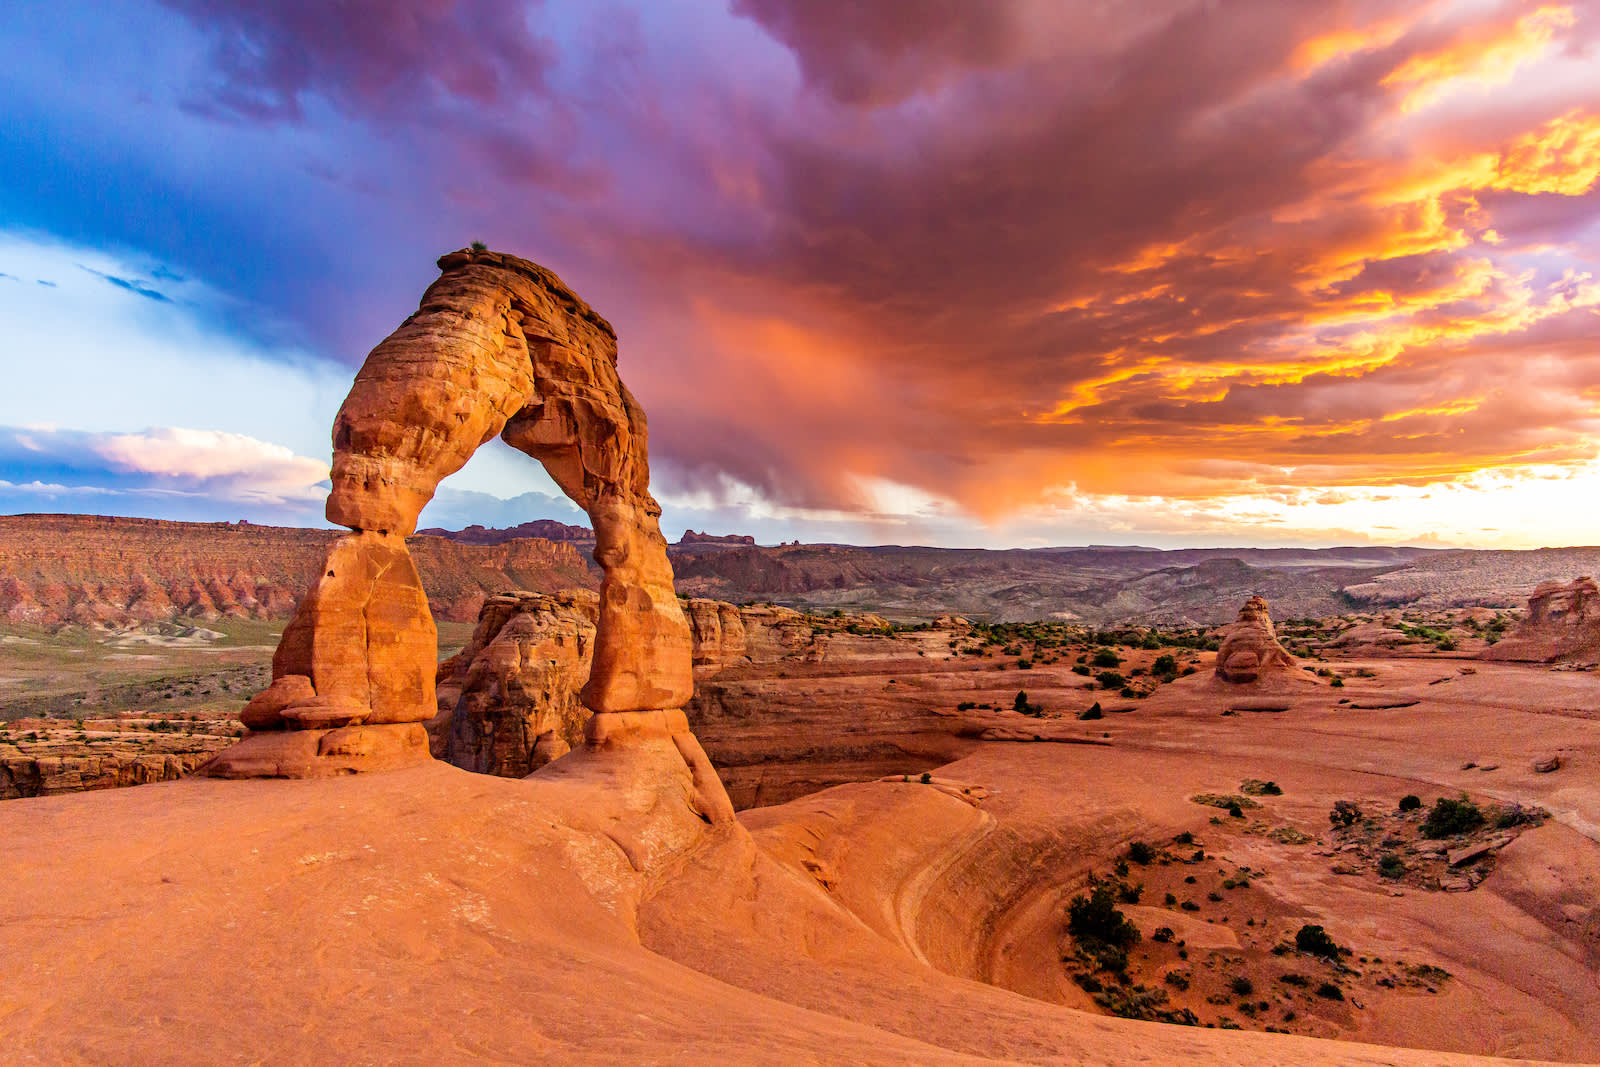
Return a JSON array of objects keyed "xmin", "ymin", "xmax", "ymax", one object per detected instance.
[{"xmin": 1, "ymin": 0, "xmax": 1597, "ymax": 549}]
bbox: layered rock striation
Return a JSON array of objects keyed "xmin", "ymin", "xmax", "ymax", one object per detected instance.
[{"xmin": 0, "ymin": 514, "xmax": 594, "ymax": 628}]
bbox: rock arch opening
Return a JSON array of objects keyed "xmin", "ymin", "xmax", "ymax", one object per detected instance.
[{"xmin": 204, "ymin": 248, "xmax": 732, "ymax": 822}]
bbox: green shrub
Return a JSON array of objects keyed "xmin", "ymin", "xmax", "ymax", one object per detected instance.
[
  {"xmin": 1127, "ymin": 840, "xmax": 1155, "ymax": 865},
  {"xmin": 1315, "ymin": 982, "xmax": 1344, "ymax": 1000},
  {"xmin": 1421, "ymin": 795, "xmax": 1485, "ymax": 839},
  {"xmin": 1152, "ymin": 926, "xmax": 1175, "ymax": 943},
  {"xmin": 1092, "ymin": 649, "xmax": 1123, "ymax": 668},
  {"xmin": 1328, "ymin": 800, "xmax": 1360, "ymax": 827},
  {"xmin": 1067, "ymin": 885, "xmax": 1140, "ymax": 951},
  {"xmin": 919, "ymin": 771, "xmax": 932, "ymax": 784},
  {"xmin": 1151, "ymin": 654, "xmax": 1178, "ymax": 676},
  {"xmin": 1072, "ymin": 664, "xmax": 1091, "ymax": 676},
  {"xmin": 1378, "ymin": 853, "xmax": 1406, "ymax": 879},
  {"xmin": 1295, "ymin": 924, "xmax": 1342, "ymax": 959},
  {"xmin": 1230, "ymin": 976, "xmax": 1254, "ymax": 997},
  {"xmin": 1097, "ymin": 671, "xmax": 1126, "ymax": 690},
  {"xmin": 1398, "ymin": 794, "xmax": 1422, "ymax": 812},
  {"xmin": 1164, "ymin": 970, "xmax": 1190, "ymax": 990}
]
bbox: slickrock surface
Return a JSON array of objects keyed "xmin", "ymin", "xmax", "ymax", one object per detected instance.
[
  {"xmin": 1214, "ymin": 595, "xmax": 1304, "ymax": 685},
  {"xmin": 4, "ymin": 651, "xmax": 1597, "ymax": 1063},
  {"xmin": 1484, "ymin": 577, "xmax": 1600, "ymax": 664},
  {"xmin": 0, "ymin": 513, "xmax": 595, "ymax": 626}
]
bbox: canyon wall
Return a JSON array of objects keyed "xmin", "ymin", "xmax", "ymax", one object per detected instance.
[{"xmin": 0, "ymin": 514, "xmax": 596, "ymax": 627}]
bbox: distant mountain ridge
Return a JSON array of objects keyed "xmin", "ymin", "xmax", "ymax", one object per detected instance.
[
  {"xmin": 2, "ymin": 514, "xmax": 1594, "ymax": 629},
  {"xmin": 0, "ymin": 514, "xmax": 597, "ymax": 627}
]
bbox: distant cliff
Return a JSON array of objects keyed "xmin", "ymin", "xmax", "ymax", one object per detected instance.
[
  {"xmin": 676, "ymin": 529, "xmax": 755, "ymax": 546},
  {"xmin": 0, "ymin": 514, "xmax": 598, "ymax": 626},
  {"xmin": 416, "ymin": 519, "xmax": 595, "ymax": 545}
]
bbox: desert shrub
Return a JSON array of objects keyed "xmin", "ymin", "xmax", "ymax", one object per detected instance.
[
  {"xmin": 919, "ymin": 772, "xmax": 932, "ymax": 784},
  {"xmin": 1378, "ymin": 854, "xmax": 1406, "ymax": 879},
  {"xmin": 1163, "ymin": 970, "xmax": 1190, "ymax": 990},
  {"xmin": 1278, "ymin": 973, "xmax": 1308, "ymax": 987},
  {"xmin": 1017, "ymin": 659, "xmax": 1033, "ymax": 670},
  {"xmin": 1072, "ymin": 664, "xmax": 1091, "ymax": 676},
  {"xmin": 1328, "ymin": 800, "xmax": 1361, "ymax": 827},
  {"xmin": 1421, "ymin": 795, "xmax": 1485, "ymax": 839},
  {"xmin": 1118, "ymin": 883, "xmax": 1143, "ymax": 904},
  {"xmin": 1093, "ymin": 983, "xmax": 1173, "ymax": 1020},
  {"xmin": 1151, "ymin": 654, "xmax": 1178, "ymax": 676},
  {"xmin": 1295, "ymin": 924, "xmax": 1342, "ymax": 959},
  {"xmin": 1092, "ymin": 649, "xmax": 1123, "ymax": 668},
  {"xmin": 1180, "ymin": 900, "xmax": 1200, "ymax": 911},
  {"xmin": 1495, "ymin": 803, "xmax": 1542, "ymax": 829},
  {"xmin": 1315, "ymin": 982, "xmax": 1344, "ymax": 1001},
  {"xmin": 1173, "ymin": 831, "xmax": 1194, "ymax": 845},
  {"xmin": 1398, "ymin": 794, "xmax": 1422, "ymax": 812},
  {"xmin": 1127, "ymin": 840, "xmax": 1155, "ymax": 865},
  {"xmin": 1230, "ymin": 976, "xmax": 1255, "ymax": 997},
  {"xmin": 1097, "ymin": 671, "xmax": 1126, "ymax": 690},
  {"xmin": 1079, "ymin": 702, "xmax": 1103, "ymax": 720},
  {"xmin": 1227, "ymin": 802, "xmax": 1244, "ymax": 818},
  {"xmin": 1207, "ymin": 891, "xmax": 1224, "ymax": 902},
  {"xmin": 1164, "ymin": 892, "xmax": 1177, "ymax": 905},
  {"xmin": 1240, "ymin": 779, "xmax": 1282, "ymax": 796},
  {"xmin": 1119, "ymin": 686, "xmax": 1137, "ymax": 698},
  {"xmin": 1152, "ymin": 926, "xmax": 1175, "ymax": 943},
  {"xmin": 1330, "ymin": 677, "xmax": 1345, "ymax": 688},
  {"xmin": 1067, "ymin": 885, "xmax": 1141, "ymax": 952},
  {"xmin": 470, "ymin": 239, "xmax": 488, "ymax": 251}
]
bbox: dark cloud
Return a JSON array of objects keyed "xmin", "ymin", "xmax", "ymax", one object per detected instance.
[
  {"xmin": 15, "ymin": 0, "xmax": 1600, "ymax": 534},
  {"xmin": 78, "ymin": 265, "xmax": 172, "ymax": 302},
  {"xmin": 160, "ymin": 0, "xmax": 557, "ymax": 122}
]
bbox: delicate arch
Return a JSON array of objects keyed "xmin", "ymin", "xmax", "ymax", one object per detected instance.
[{"xmin": 205, "ymin": 249, "xmax": 729, "ymax": 821}]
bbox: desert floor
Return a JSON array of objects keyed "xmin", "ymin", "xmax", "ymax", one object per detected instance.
[{"xmin": 2, "ymin": 653, "xmax": 1595, "ymax": 1065}]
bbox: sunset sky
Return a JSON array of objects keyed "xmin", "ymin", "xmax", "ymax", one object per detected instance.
[{"xmin": 2, "ymin": 0, "xmax": 1597, "ymax": 548}]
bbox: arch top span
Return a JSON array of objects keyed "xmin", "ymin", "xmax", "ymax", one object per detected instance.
[{"xmin": 203, "ymin": 249, "xmax": 730, "ymax": 823}]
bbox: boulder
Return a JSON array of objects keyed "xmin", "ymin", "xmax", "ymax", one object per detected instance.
[{"xmin": 1214, "ymin": 596, "xmax": 1298, "ymax": 684}]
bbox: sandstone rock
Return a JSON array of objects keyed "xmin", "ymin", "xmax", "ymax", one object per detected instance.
[
  {"xmin": 1483, "ymin": 577, "xmax": 1600, "ymax": 663},
  {"xmin": 1533, "ymin": 755, "xmax": 1562, "ymax": 773},
  {"xmin": 239, "ymin": 674, "xmax": 315, "ymax": 731},
  {"xmin": 1214, "ymin": 596, "xmax": 1298, "ymax": 684},
  {"xmin": 209, "ymin": 248, "xmax": 732, "ymax": 818},
  {"xmin": 431, "ymin": 590, "xmax": 598, "ymax": 778}
]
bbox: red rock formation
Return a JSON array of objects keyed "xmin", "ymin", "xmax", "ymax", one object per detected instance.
[
  {"xmin": 430, "ymin": 589, "xmax": 599, "ymax": 777},
  {"xmin": 205, "ymin": 248, "xmax": 733, "ymax": 822},
  {"xmin": 417, "ymin": 519, "xmax": 595, "ymax": 544},
  {"xmin": 0, "ymin": 514, "xmax": 595, "ymax": 627},
  {"xmin": 1213, "ymin": 595, "xmax": 1298, "ymax": 684},
  {"xmin": 1482, "ymin": 576, "xmax": 1600, "ymax": 663},
  {"xmin": 676, "ymin": 530, "xmax": 756, "ymax": 546}
]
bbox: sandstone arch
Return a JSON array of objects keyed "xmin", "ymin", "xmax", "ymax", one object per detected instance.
[{"xmin": 205, "ymin": 249, "xmax": 732, "ymax": 821}]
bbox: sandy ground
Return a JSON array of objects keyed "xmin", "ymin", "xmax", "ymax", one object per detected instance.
[{"xmin": 0, "ymin": 657, "xmax": 1594, "ymax": 1064}]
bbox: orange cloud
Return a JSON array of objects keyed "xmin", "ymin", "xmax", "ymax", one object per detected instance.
[{"xmin": 1382, "ymin": 5, "xmax": 1574, "ymax": 112}]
